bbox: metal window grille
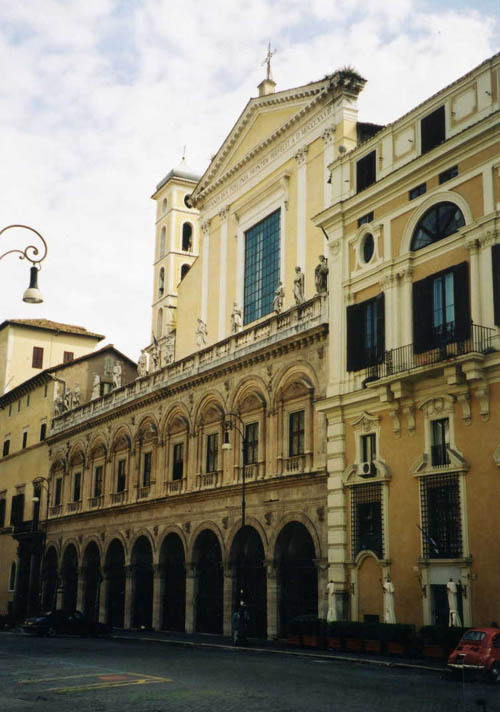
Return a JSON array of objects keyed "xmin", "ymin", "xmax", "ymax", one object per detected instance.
[
  {"xmin": 420, "ymin": 473, "xmax": 462, "ymax": 558},
  {"xmin": 351, "ymin": 483, "xmax": 383, "ymax": 559},
  {"xmin": 244, "ymin": 423, "xmax": 258, "ymax": 465},
  {"xmin": 289, "ymin": 410, "xmax": 305, "ymax": 456},
  {"xmin": 206, "ymin": 433, "xmax": 218, "ymax": 473},
  {"xmin": 243, "ymin": 209, "xmax": 280, "ymax": 325}
]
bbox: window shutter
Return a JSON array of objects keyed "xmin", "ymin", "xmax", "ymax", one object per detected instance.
[
  {"xmin": 375, "ymin": 293, "xmax": 385, "ymax": 363},
  {"xmin": 453, "ymin": 261, "xmax": 470, "ymax": 341},
  {"xmin": 413, "ymin": 277, "xmax": 432, "ymax": 353},
  {"xmin": 492, "ymin": 245, "xmax": 500, "ymax": 325},
  {"xmin": 346, "ymin": 303, "xmax": 363, "ymax": 371}
]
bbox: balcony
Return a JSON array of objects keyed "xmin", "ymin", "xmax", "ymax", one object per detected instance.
[
  {"xmin": 165, "ymin": 478, "xmax": 186, "ymax": 495},
  {"xmin": 49, "ymin": 504, "xmax": 63, "ymax": 517},
  {"xmin": 197, "ymin": 471, "xmax": 221, "ymax": 490},
  {"xmin": 111, "ymin": 491, "xmax": 127, "ymax": 505},
  {"xmin": 235, "ymin": 464, "xmax": 259, "ymax": 483},
  {"xmin": 88, "ymin": 495, "xmax": 104, "ymax": 509},
  {"xmin": 137, "ymin": 484, "xmax": 153, "ymax": 500},
  {"xmin": 51, "ymin": 294, "xmax": 328, "ymax": 436},
  {"xmin": 284, "ymin": 454, "xmax": 306, "ymax": 474},
  {"xmin": 66, "ymin": 501, "xmax": 82, "ymax": 514},
  {"xmin": 364, "ymin": 324, "xmax": 496, "ymax": 382}
]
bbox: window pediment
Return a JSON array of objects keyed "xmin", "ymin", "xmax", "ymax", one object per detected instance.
[{"xmin": 411, "ymin": 448, "xmax": 469, "ymax": 477}]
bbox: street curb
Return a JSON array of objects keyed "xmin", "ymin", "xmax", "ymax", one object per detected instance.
[{"xmin": 112, "ymin": 634, "xmax": 445, "ymax": 673}]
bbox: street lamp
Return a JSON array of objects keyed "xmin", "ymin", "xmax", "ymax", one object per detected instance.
[
  {"xmin": 221, "ymin": 412, "xmax": 248, "ymax": 610},
  {"xmin": 30, "ymin": 476, "xmax": 51, "ymax": 615},
  {"xmin": 0, "ymin": 224, "xmax": 48, "ymax": 303}
]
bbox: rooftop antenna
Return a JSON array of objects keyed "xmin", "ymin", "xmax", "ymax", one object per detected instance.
[{"xmin": 262, "ymin": 41, "xmax": 276, "ymax": 81}]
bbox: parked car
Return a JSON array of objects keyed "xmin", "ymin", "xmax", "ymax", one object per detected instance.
[
  {"xmin": 22, "ymin": 610, "xmax": 112, "ymax": 638},
  {"xmin": 447, "ymin": 627, "xmax": 500, "ymax": 682},
  {"xmin": 0, "ymin": 612, "xmax": 16, "ymax": 629}
]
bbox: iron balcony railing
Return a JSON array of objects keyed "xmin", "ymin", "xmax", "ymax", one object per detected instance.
[{"xmin": 364, "ymin": 323, "xmax": 496, "ymax": 382}]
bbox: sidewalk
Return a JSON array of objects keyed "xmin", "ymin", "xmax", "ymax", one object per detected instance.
[{"xmin": 112, "ymin": 628, "xmax": 446, "ymax": 673}]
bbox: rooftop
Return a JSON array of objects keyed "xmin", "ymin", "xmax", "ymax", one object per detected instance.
[{"xmin": 0, "ymin": 318, "xmax": 105, "ymax": 341}]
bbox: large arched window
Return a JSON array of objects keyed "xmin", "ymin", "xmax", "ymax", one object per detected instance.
[
  {"xmin": 180, "ymin": 264, "xmax": 190, "ymax": 281},
  {"xmin": 182, "ymin": 223, "xmax": 193, "ymax": 252},
  {"xmin": 410, "ymin": 202, "xmax": 465, "ymax": 251}
]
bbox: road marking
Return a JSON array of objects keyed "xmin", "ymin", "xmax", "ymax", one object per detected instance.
[{"xmin": 18, "ymin": 671, "xmax": 172, "ymax": 693}]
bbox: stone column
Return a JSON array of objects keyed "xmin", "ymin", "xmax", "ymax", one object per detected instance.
[
  {"xmin": 152, "ymin": 564, "xmax": 163, "ymax": 631},
  {"xmin": 314, "ymin": 558, "xmax": 329, "ymax": 620},
  {"xmin": 467, "ymin": 238, "xmax": 482, "ymax": 326},
  {"xmin": 185, "ymin": 562, "xmax": 196, "ymax": 634},
  {"xmin": 265, "ymin": 560, "xmax": 278, "ymax": 640},
  {"xmin": 76, "ymin": 566, "xmax": 86, "ymax": 612},
  {"xmin": 55, "ymin": 570, "xmax": 64, "ymax": 610},
  {"xmin": 98, "ymin": 570, "xmax": 108, "ymax": 623},
  {"xmin": 295, "ymin": 146, "xmax": 308, "ymax": 271},
  {"xmin": 223, "ymin": 565, "xmax": 235, "ymax": 636},
  {"xmin": 123, "ymin": 565, "xmax": 134, "ymax": 629},
  {"xmin": 218, "ymin": 207, "xmax": 229, "ymax": 341}
]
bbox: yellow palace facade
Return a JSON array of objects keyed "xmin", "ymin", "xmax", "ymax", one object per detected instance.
[{"xmin": 16, "ymin": 52, "xmax": 499, "ymax": 636}]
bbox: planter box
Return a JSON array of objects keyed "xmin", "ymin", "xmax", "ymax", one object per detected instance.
[
  {"xmin": 327, "ymin": 636, "xmax": 342, "ymax": 650},
  {"xmin": 302, "ymin": 634, "xmax": 318, "ymax": 648},
  {"xmin": 424, "ymin": 644, "xmax": 445, "ymax": 659},
  {"xmin": 345, "ymin": 638, "xmax": 362, "ymax": 652},
  {"xmin": 363, "ymin": 639, "xmax": 381, "ymax": 654},
  {"xmin": 387, "ymin": 641, "xmax": 405, "ymax": 656},
  {"xmin": 287, "ymin": 634, "xmax": 301, "ymax": 646}
]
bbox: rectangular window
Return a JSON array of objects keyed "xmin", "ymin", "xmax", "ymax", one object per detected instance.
[
  {"xmin": 73, "ymin": 472, "xmax": 81, "ymax": 502},
  {"xmin": 420, "ymin": 473, "xmax": 462, "ymax": 558},
  {"xmin": 63, "ymin": 351, "xmax": 74, "ymax": 363},
  {"xmin": 32, "ymin": 347, "xmax": 44, "ymax": 369},
  {"xmin": 8, "ymin": 404, "xmax": 12, "ymax": 416},
  {"xmin": 356, "ymin": 151, "xmax": 376, "ymax": 193},
  {"xmin": 351, "ymin": 483, "xmax": 383, "ymax": 558},
  {"xmin": 10, "ymin": 493, "xmax": 24, "ymax": 526},
  {"xmin": 54, "ymin": 478, "xmax": 63, "ymax": 506},
  {"xmin": 40, "ymin": 423, "xmax": 47, "ymax": 441},
  {"xmin": 44, "ymin": 384, "xmax": 48, "ymax": 397},
  {"xmin": 116, "ymin": 460, "xmax": 126, "ymax": 492},
  {"xmin": 172, "ymin": 443, "xmax": 184, "ymax": 481},
  {"xmin": 409, "ymin": 183, "xmax": 426, "ymax": 200},
  {"xmin": 2, "ymin": 440, "xmax": 10, "ymax": 457},
  {"xmin": 244, "ymin": 423, "xmax": 259, "ymax": 465},
  {"xmin": 26, "ymin": 395, "xmax": 30, "ymax": 407},
  {"xmin": 431, "ymin": 418, "xmax": 450, "ymax": 466},
  {"xmin": 346, "ymin": 294, "xmax": 385, "ymax": 372},
  {"xmin": 243, "ymin": 209, "xmax": 280, "ymax": 325},
  {"xmin": 357, "ymin": 211, "xmax": 374, "ymax": 227},
  {"xmin": 421, "ymin": 105, "xmax": 445, "ymax": 154},
  {"xmin": 94, "ymin": 465, "xmax": 103, "ymax": 497},
  {"xmin": 492, "ymin": 245, "xmax": 500, "ymax": 326},
  {"xmin": 360, "ymin": 433, "xmax": 376, "ymax": 476},
  {"xmin": 0, "ymin": 498, "xmax": 6, "ymax": 527},
  {"xmin": 206, "ymin": 433, "xmax": 218, "ymax": 473},
  {"xmin": 143, "ymin": 452, "xmax": 152, "ymax": 486},
  {"xmin": 439, "ymin": 165, "xmax": 458, "ymax": 184},
  {"xmin": 289, "ymin": 411, "xmax": 305, "ymax": 457},
  {"xmin": 22, "ymin": 432, "xmax": 28, "ymax": 449},
  {"xmin": 413, "ymin": 263, "xmax": 469, "ymax": 354}
]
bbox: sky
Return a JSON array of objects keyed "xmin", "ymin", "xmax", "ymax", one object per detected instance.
[{"xmin": 0, "ymin": 0, "xmax": 498, "ymax": 362}]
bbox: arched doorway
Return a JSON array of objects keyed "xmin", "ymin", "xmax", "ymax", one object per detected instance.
[
  {"xmin": 83, "ymin": 542, "xmax": 101, "ymax": 621},
  {"xmin": 229, "ymin": 525, "xmax": 266, "ymax": 637},
  {"xmin": 41, "ymin": 547, "xmax": 58, "ymax": 611},
  {"xmin": 193, "ymin": 530, "xmax": 222, "ymax": 634},
  {"xmin": 159, "ymin": 533, "xmax": 185, "ymax": 632},
  {"xmin": 275, "ymin": 522, "xmax": 317, "ymax": 636},
  {"xmin": 104, "ymin": 539, "xmax": 126, "ymax": 628},
  {"xmin": 131, "ymin": 536, "xmax": 153, "ymax": 629},
  {"xmin": 61, "ymin": 544, "xmax": 78, "ymax": 610}
]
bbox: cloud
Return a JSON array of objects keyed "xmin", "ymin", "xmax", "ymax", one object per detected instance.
[{"xmin": 0, "ymin": 0, "xmax": 497, "ymax": 360}]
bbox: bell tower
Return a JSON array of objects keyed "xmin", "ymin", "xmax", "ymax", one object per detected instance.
[{"xmin": 150, "ymin": 159, "xmax": 200, "ymax": 355}]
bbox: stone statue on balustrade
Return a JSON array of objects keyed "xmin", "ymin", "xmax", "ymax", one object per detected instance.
[
  {"xmin": 137, "ymin": 349, "xmax": 148, "ymax": 378},
  {"xmin": 231, "ymin": 302, "xmax": 242, "ymax": 333},
  {"xmin": 293, "ymin": 266, "xmax": 305, "ymax": 305},
  {"xmin": 273, "ymin": 282, "xmax": 285, "ymax": 314},
  {"xmin": 112, "ymin": 361, "xmax": 122, "ymax": 389},
  {"xmin": 162, "ymin": 334, "xmax": 175, "ymax": 366},
  {"xmin": 196, "ymin": 318, "xmax": 208, "ymax": 349},
  {"xmin": 315, "ymin": 255, "xmax": 329, "ymax": 294},
  {"xmin": 63, "ymin": 389, "xmax": 72, "ymax": 412},
  {"xmin": 73, "ymin": 384, "xmax": 81, "ymax": 407},
  {"xmin": 91, "ymin": 374, "xmax": 101, "ymax": 400}
]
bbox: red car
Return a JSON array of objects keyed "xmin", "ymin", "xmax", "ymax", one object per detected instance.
[{"xmin": 447, "ymin": 627, "xmax": 500, "ymax": 682}]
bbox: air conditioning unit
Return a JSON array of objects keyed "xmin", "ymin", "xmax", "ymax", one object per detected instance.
[{"xmin": 359, "ymin": 461, "xmax": 375, "ymax": 477}]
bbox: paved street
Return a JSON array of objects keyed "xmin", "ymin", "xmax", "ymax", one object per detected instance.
[{"xmin": 0, "ymin": 632, "xmax": 498, "ymax": 712}]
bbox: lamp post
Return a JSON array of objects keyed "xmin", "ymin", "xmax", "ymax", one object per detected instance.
[
  {"xmin": 0, "ymin": 224, "xmax": 48, "ymax": 303},
  {"xmin": 29, "ymin": 476, "xmax": 51, "ymax": 615},
  {"xmin": 221, "ymin": 412, "xmax": 248, "ymax": 608}
]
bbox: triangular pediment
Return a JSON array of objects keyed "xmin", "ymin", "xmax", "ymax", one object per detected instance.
[{"xmin": 193, "ymin": 76, "xmax": 333, "ymax": 200}]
